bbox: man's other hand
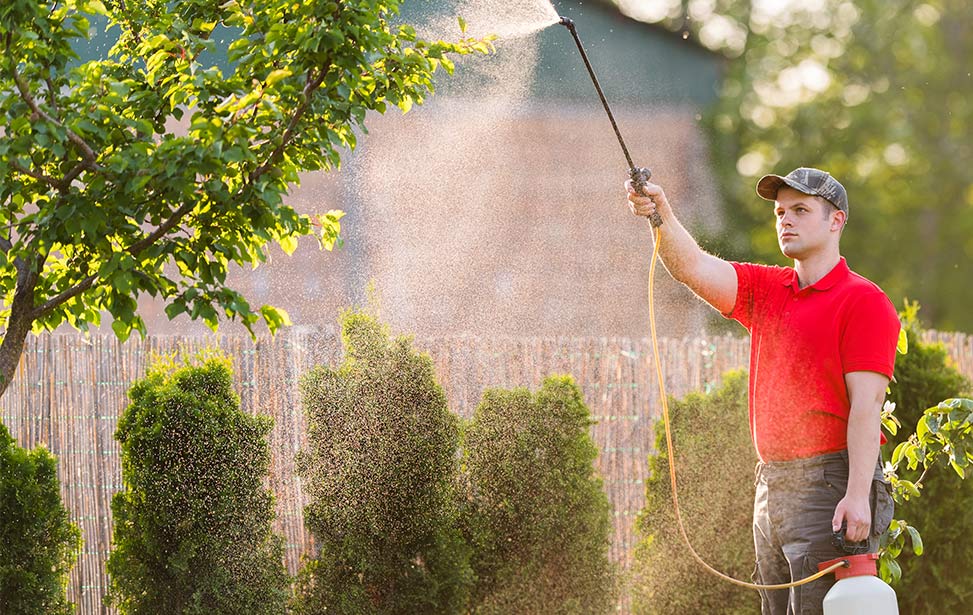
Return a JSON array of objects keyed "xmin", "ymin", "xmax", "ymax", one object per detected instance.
[{"xmin": 833, "ymin": 493, "xmax": 871, "ymax": 543}]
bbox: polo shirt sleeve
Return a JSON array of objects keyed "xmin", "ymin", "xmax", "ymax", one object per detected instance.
[
  {"xmin": 840, "ymin": 291, "xmax": 900, "ymax": 379},
  {"xmin": 722, "ymin": 261, "xmax": 764, "ymax": 330}
]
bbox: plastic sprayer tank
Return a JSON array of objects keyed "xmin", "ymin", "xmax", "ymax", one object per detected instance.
[{"xmin": 817, "ymin": 553, "xmax": 898, "ymax": 614}]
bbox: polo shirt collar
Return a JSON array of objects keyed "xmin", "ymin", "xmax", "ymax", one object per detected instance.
[{"xmin": 783, "ymin": 257, "xmax": 849, "ymax": 292}]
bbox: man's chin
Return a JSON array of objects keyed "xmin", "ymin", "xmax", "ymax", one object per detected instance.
[{"xmin": 779, "ymin": 244, "xmax": 801, "ymax": 259}]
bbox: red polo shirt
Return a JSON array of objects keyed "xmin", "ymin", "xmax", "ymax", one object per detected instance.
[{"xmin": 723, "ymin": 257, "xmax": 900, "ymax": 461}]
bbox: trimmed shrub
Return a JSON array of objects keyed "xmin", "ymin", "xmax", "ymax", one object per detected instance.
[
  {"xmin": 886, "ymin": 308, "xmax": 972, "ymax": 613},
  {"xmin": 105, "ymin": 352, "xmax": 289, "ymax": 614},
  {"xmin": 632, "ymin": 370, "xmax": 759, "ymax": 615},
  {"xmin": 463, "ymin": 375, "xmax": 616, "ymax": 614},
  {"xmin": 0, "ymin": 423, "xmax": 82, "ymax": 614},
  {"xmin": 292, "ymin": 310, "xmax": 472, "ymax": 614}
]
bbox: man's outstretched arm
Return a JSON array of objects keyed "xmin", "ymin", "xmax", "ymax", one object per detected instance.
[{"xmin": 626, "ymin": 180, "xmax": 737, "ymax": 314}]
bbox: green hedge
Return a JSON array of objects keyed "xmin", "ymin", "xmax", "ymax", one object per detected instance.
[
  {"xmin": 105, "ymin": 352, "xmax": 289, "ymax": 614},
  {"xmin": 292, "ymin": 310, "xmax": 473, "ymax": 614},
  {"xmin": 632, "ymin": 370, "xmax": 759, "ymax": 615},
  {"xmin": 462, "ymin": 375, "xmax": 616, "ymax": 614},
  {"xmin": 0, "ymin": 423, "xmax": 81, "ymax": 615}
]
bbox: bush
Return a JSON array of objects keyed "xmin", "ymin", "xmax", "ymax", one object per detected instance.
[
  {"xmin": 0, "ymin": 423, "xmax": 82, "ymax": 614},
  {"xmin": 886, "ymin": 306, "xmax": 972, "ymax": 613},
  {"xmin": 292, "ymin": 309, "xmax": 472, "ymax": 614},
  {"xmin": 105, "ymin": 352, "xmax": 289, "ymax": 614},
  {"xmin": 632, "ymin": 370, "xmax": 758, "ymax": 615},
  {"xmin": 462, "ymin": 375, "xmax": 616, "ymax": 614}
]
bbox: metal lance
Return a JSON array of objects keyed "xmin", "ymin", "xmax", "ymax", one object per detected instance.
[{"xmin": 558, "ymin": 16, "xmax": 662, "ymax": 228}]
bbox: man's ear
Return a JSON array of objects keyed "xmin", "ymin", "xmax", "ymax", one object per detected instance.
[{"xmin": 831, "ymin": 209, "xmax": 847, "ymax": 232}]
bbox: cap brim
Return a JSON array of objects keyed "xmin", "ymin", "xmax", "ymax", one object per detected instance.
[{"xmin": 756, "ymin": 174, "xmax": 816, "ymax": 201}]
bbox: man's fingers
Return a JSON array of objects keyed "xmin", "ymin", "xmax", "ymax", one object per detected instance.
[
  {"xmin": 847, "ymin": 522, "xmax": 870, "ymax": 543},
  {"xmin": 834, "ymin": 503, "xmax": 871, "ymax": 542},
  {"xmin": 630, "ymin": 200, "xmax": 657, "ymax": 218},
  {"xmin": 832, "ymin": 508, "xmax": 845, "ymax": 533},
  {"xmin": 624, "ymin": 178, "xmax": 667, "ymax": 219}
]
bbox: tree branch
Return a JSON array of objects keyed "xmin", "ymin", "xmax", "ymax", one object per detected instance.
[
  {"xmin": 11, "ymin": 63, "xmax": 102, "ymax": 168},
  {"xmin": 126, "ymin": 201, "xmax": 195, "ymax": 255},
  {"xmin": 32, "ymin": 273, "xmax": 98, "ymax": 319},
  {"xmin": 44, "ymin": 76, "xmax": 60, "ymax": 116},
  {"xmin": 31, "ymin": 200, "xmax": 196, "ymax": 320},
  {"xmin": 116, "ymin": 0, "xmax": 142, "ymax": 46},
  {"xmin": 61, "ymin": 161, "xmax": 88, "ymax": 187},
  {"xmin": 248, "ymin": 68, "xmax": 328, "ymax": 184},
  {"xmin": 9, "ymin": 159, "xmax": 61, "ymax": 187}
]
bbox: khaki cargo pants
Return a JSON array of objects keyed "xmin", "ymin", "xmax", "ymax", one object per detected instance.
[{"xmin": 752, "ymin": 450, "xmax": 894, "ymax": 615}]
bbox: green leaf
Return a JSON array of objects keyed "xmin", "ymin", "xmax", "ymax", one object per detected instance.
[
  {"xmin": 896, "ymin": 328, "xmax": 908, "ymax": 354},
  {"xmin": 458, "ymin": 16, "xmax": 467, "ymax": 33},
  {"xmin": 112, "ymin": 319, "xmax": 132, "ymax": 343},
  {"xmin": 898, "ymin": 480, "xmax": 920, "ymax": 500},
  {"xmin": 906, "ymin": 525, "xmax": 924, "ymax": 556},
  {"xmin": 265, "ymin": 69, "xmax": 292, "ymax": 86},
  {"xmin": 882, "ymin": 556, "xmax": 901, "ymax": 585},
  {"xmin": 83, "ymin": 0, "xmax": 109, "ymax": 16},
  {"xmin": 949, "ymin": 455, "xmax": 966, "ymax": 478},
  {"xmin": 278, "ymin": 234, "xmax": 298, "ymax": 256},
  {"xmin": 882, "ymin": 416, "xmax": 899, "ymax": 436},
  {"xmin": 259, "ymin": 305, "xmax": 292, "ymax": 334},
  {"xmin": 891, "ymin": 441, "xmax": 910, "ymax": 468}
]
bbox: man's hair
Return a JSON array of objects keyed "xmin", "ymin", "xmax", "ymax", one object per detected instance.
[{"xmin": 821, "ymin": 196, "xmax": 837, "ymax": 219}]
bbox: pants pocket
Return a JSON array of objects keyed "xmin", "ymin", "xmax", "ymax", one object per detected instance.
[{"xmin": 871, "ymin": 478, "xmax": 895, "ymax": 537}]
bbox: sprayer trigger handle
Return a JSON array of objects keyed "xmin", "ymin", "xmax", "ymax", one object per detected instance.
[
  {"xmin": 831, "ymin": 527, "xmax": 870, "ymax": 555},
  {"xmin": 629, "ymin": 167, "xmax": 663, "ymax": 228}
]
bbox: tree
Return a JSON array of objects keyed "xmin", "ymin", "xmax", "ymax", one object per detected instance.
[
  {"xmin": 614, "ymin": 0, "xmax": 973, "ymax": 331},
  {"xmin": 0, "ymin": 423, "xmax": 82, "ymax": 614},
  {"xmin": 293, "ymin": 308, "xmax": 473, "ymax": 614},
  {"xmin": 105, "ymin": 351, "xmax": 289, "ymax": 614},
  {"xmin": 462, "ymin": 375, "xmax": 616, "ymax": 614},
  {"xmin": 0, "ymin": 0, "xmax": 490, "ymax": 397}
]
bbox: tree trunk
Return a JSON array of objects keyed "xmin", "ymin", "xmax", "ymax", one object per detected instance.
[{"xmin": 0, "ymin": 263, "xmax": 39, "ymax": 400}]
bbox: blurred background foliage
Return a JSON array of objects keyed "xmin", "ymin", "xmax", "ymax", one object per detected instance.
[{"xmin": 612, "ymin": 0, "xmax": 972, "ymax": 332}]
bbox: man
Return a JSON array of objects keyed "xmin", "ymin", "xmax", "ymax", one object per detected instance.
[{"xmin": 626, "ymin": 168, "xmax": 898, "ymax": 614}]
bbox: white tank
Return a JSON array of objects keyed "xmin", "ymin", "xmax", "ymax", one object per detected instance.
[{"xmin": 817, "ymin": 553, "xmax": 898, "ymax": 615}]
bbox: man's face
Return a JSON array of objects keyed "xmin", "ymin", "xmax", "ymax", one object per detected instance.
[{"xmin": 774, "ymin": 187, "xmax": 843, "ymax": 259}]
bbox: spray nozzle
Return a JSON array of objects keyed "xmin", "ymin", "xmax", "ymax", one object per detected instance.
[{"xmin": 558, "ymin": 16, "xmax": 574, "ymax": 29}]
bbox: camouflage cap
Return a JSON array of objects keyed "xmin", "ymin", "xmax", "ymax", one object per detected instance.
[{"xmin": 756, "ymin": 167, "xmax": 849, "ymax": 214}]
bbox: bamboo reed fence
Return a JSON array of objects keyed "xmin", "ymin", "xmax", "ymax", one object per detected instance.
[{"xmin": 2, "ymin": 329, "xmax": 971, "ymax": 614}]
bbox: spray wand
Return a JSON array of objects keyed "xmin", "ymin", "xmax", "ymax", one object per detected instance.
[
  {"xmin": 558, "ymin": 17, "xmax": 661, "ymax": 228},
  {"xmin": 557, "ymin": 16, "xmax": 848, "ymax": 590}
]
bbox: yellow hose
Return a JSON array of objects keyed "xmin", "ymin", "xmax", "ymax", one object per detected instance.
[{"xmin": 647, "ymin": 225, "xmax": 845, "ymax": 589}]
